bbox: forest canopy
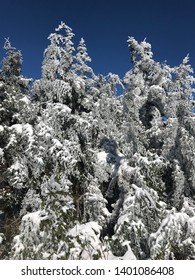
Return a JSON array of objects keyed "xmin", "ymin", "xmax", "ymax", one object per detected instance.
[{"xmin": 0, "ymin": 22, "xmax": 195, "ymax": 260}]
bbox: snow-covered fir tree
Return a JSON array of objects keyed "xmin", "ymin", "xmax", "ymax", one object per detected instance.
[
  {"xmin": 1, "ymin": 23, "xmax": 195, "ymax": 260},
  {"xmin": 0, "ymin": 39, "xmax": 34, "ymax": 258}
]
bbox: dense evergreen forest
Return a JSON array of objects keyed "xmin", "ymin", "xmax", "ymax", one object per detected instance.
[{"xmin": 1, "ymin": 22, "xmax": 195, "ymax": 259}]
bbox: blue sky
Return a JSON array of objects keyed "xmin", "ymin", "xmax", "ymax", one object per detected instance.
[{"xmin": 1, "ymin": 0, "xmax": 195, "ymax": 80}]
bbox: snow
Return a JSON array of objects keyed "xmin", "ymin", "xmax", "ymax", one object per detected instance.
[
  {"xmin": 9, "ymin": 160, "xmax": 20, "ymax": 171},
  {"xmin": 34, "ymin": 156, "xmax": 44, "ymax": 165},
  {"xmin": 96, "ymin": 151, "xmax": 108, "ymax": 164},
  {"xmin": 78, "ymin": 117, "xmax": 91, "ymax": 128},
  {"xmin": 53, "ymin": 103, "xmax": 71, "ymax": 115},
  {"xmin": 149, "ymin": 211, "xmax": 191, "ymax": 258},
  {"xmin": 187, "ymin": 216, "xmax": 195, "ymax": 236},
  {"xmin": 19, "ymin": 96, "xmax": 30, "ymax": 105},
  {"xmin": 20, "ymin": 77, "xmax": 32, "ymax": 83},
  {"xmin": 61, "ymin": 196, "xmax": 74, "ymax": 213},
  {"xmin": 2, "ymin": 34, "xmax": 195, "ymax": 261},
  {"xmin": 0, "ymin": 233, "xmax": 4, "ymax": 245},
  {"xmin": 68, "ymin": 222, "xmax": 103, "ymax": 260},
  {"xmin": 10, "ymin": 124, "xmax": 23, "ymax": 134},
  {"xmin": 115, "ymin": 213, "xmax": 130, "ymax": 230},
  {"xmin": 0, "ymin": 148, "xmax": 4, "ymax": 158},
  {"xmin": 107, "ymin": 241, "xmax": 136, "ymax": 260},
  {"xmin": 22, "ymin": 211, "xmax": 44, "ymax": 231},
  {"xmin": 131, "ymin": 184, "xmax": 156, "ymax": 209},
  {"xmin": 68, "ymin": 222, "xmax": 101, "ymax": 238},
  {"xmin": 11, "ymin": 210, "xmax": 48, "ymax": 256},
  {"xmin": 23, "ymin": 124, "xmax": 33, "ymax": 137},
  {"xmin": 118, "ymin": 159, "xmax": 135, "ymax": 179},
  {"xmin": 23, "ymin": 124, "xmax": 34, "ymax": 149},
  {"xmin": 101, "ymin": 207, "xmax": 111, "ymax": 217},
  {"xmin": 51, "ymin": 139, "xmax": 63, "ymax": 151},
  {"xmin": 0, "ymin": 125, "xmax": 4, "ymax": 132},
  {"xmin": 73, "ymin": 77, "xmax": 85, "ymax": 93},
  {"xmin": 12, "ymin": 235, "xmax": 25, "ymax": 255},
  {"xmin": 150, "ymin": 85, "xmax": 164, "ymax": 93}
]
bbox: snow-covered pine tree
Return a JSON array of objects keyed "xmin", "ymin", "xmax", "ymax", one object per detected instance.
[
  {"xmin": 73, "ymin": 37, "xmax": 93, "ymax": 79},
  {"xmin": 42, "ymin": 21, "xmax": 75, "ymax": 82},
  {"xmin": 0, "ymin": 40, "xmax": 34, "ymax": 258},
  {"xmin": 10, "ymin": 23, "xmax": 106, "ymax": 259},
  {"xmin": 117, "ymin": 37, "xmax": 195, "ymax": 259},
  {"xmin": 1, "ymin": 38, "xmax": 22, "ymax": 80}
]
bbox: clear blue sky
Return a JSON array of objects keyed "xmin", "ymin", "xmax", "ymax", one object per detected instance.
[{"xmin": 1, "ymin": 0, "xmax": 195, "ymax": 80}]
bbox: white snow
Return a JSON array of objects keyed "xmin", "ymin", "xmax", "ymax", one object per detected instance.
[
  {"xmin": 0, "ymin": 125, "xmax": 4, "ymax": 132},
  {"xmin": 149, "ymin": 211, "xmax": 190, "ymax": 258},
  {"xmin": 0, "ymin": 148, "xmax": 4, "ymax": 158},
  {"xmin": 115, "ymin": 213, "xmax": 130, "ymax": 230},
  {"xmin": 68, "ymin": 221, "xmax": 101, "ymax": 238},
  {"xmin": 34, "ymin": 156, "xmax": 44, "ymax": 165},
  {"xmin": 131, "ymin": 183, "xmax": 156, "ymax": 209},
  {"xmin": 150, "ymin": 85, "xmax": 163, "ymax": 93},
  {"xmin": 118, "ymin": 159, "xmax": 135, "ymax": 179},
  {"xmin": 12, "ymin": 235, "xmax": 25, "ymax": 255},
  {"xmin": 5, "ymin": 136, "xmax": 15, "ymax": 149},
  {"xmin": 68, "ymin": 222, "xmax": 103, "ymax": 260},
  {"xmin": 96, "ymin": 151, "xmax": 108, "ymax": 164},
  {"xmin": 23, "ymin": 124, "xmax": 33, "ymax": 137},
  {"xmin": 22, "ymin": 211, "xmax": 43, "ymax": 231},
  {"xmin": 20, "ymin": 77, "xmax": 32, "ymax": 83},
  {"xmin": 0, "ymin": 233, "xmax": 4, "ymax": 245},
  {"xmin": 23, "ymin": 124, "xmax": 34, "ymax": 149},
  {"xmin": 9, "ymin": 160, "xmax": 20, "ymax": 171},
  {"xmin": 10, "ymin": 124, "xmax": 23, "ymax": 134},
  {"xmin": 53, "ymin": 103, "xmax": 71, "ymax": 115},
  {"xmin": 73, "ymin": 77, "xmax": 85, "ymax": 93},
  {"xmin": 12, "ymin": 210, "xmax": 48, "ymax": 253},
  {"xmin": 78, "ymin": 117, "xmax": 91, "ymax": 128},
  {"xmin": 51, "ymin": 139, "xmax": 63, "ymax": 151},
  {"xmin": 107, "ymin": 241, "xmax": 136, "ymax": 260},
  {"xmin": 187, "ymin": 216, "xmax": 195, "ymax": 236},
  {"xmin": 19, "ymin": 96, "xmax": 30, "ymax": 105}
]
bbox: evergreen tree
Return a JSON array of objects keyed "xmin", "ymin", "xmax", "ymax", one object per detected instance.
[
  {"xmin": 73, "ymin": 37, "xmax": 93, "ymax": 78},
  {"xmin": 118, "ymin": 37, "xmax": 195, "ymax": 259},
  {"xmin": 1, "ymin": 38, "xmax": 22, "ymax": 80},
  {"xmin": 0, "ymin": 40, "xmax": 33, "ymax": 258},
  {"xmin": 42, "ymin": 21, "xmax": 75, "ymax": 82}
]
